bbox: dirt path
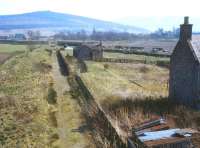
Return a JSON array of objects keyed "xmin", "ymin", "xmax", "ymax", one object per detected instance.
[{"xmin": 52, "ymin": 51, "xmax": 94, "ymax": 148}]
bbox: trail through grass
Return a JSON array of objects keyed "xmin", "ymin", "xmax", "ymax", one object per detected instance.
[{"xmin": 52, "ymin": 51, "xmax": 94, "ymax": 148}]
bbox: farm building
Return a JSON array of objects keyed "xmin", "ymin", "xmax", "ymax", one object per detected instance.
[
  {"xmin": 169, "ymin": 17, "xmax": 200, "ymax": 108},
  {"xmin": 73, "ymin": 43, "xmax": 103, "ymax": 60}
]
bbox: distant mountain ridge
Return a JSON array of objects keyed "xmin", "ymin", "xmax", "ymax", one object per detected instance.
[{"xmin": 0, "ymin": 11, "xmax": 149, "ymax": 34}]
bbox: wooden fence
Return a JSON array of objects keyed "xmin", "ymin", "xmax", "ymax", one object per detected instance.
[
  {"xmin": 94, "ymin": 58, "xmax": 170, "ymax": 68},
  {"xmin": 57, "ymin": 51, "xmax": 127, "ymax": 147},
  {"xmin": 70, "ymin": 75, "xmax": 127, "ymax": 148},
  {"xmin": 104, "ymin": 49, "xmax": 171, "ymax": 58}
]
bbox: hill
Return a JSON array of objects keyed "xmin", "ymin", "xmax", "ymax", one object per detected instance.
[{"xmin": 0, "ymin": 11, "xmax": 148, "ymax": 34}]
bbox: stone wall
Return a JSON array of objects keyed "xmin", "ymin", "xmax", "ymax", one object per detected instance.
[{"xmin": 169, "ymin": 41, "xmax": 198, "ymax": 106}]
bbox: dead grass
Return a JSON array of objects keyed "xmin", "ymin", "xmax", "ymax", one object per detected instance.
[
  {"xmin": 103, "ymin": 96, "xmax": 200, "ymax": 139},
  {"xmin": 79, "ymin": 60, "xmax": 200, "ymax": 145},
  {"xmin": 0, "ymin": 47, "xmax": 57, "ymax": 147},
  {"xmin": 80, "ymin": 61, "xmax": 168, "ymax": 105}
]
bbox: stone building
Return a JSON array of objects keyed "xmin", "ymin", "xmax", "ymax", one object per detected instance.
[
  {"xmin": 169, "ymin": 17, "xmax": 200, "ymax": 108},
  {"xmin": 73, "ymin": 43, "xmax": 103, "ymax": 60}
]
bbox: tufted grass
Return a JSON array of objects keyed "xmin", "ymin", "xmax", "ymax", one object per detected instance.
[
  {"xmin": 0, "ymin": 47, "xmax": 57, "ymax": 147},
  {"xmin": 80, "ymin": 61, "xmax": 168, "ymax": 105}
]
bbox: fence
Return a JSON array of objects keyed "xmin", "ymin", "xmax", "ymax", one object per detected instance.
[
  {"xmin": 71, "ymin": 75, "xmax": 127, "ymax": 148},
  {"xmin": 57, "ymin": 51, "xmax": 127, "ymax": 147},
  {"xmin": 94, "ymin": 58, "xmax": 170, "ymax": 68},
  {"xmin": 104, "ymin": 49, "xmax": 171, "ymax": 58}
]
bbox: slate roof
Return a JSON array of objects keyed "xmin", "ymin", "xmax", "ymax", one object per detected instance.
[
  {"xmin": 190, "ymin": 36, "xmax": 200, "ymax": 63},
  {"xmin": 81, "ymin": 44, "xmax": 103, "ymax": 51}
]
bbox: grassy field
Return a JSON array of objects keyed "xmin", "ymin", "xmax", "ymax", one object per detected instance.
[
  {"xmin": 104, "ymin": 52, "xmax": 170, "ymax": 63},
  {"xmin": 80, "ymin": 62, "xmax": 168, "ymax": 105},
  {"xmin": 0, "ymin": 44, "xmax": 28, "ymax": 64},
  {"xmin": 0, "ymin": 44, "xmax": 27, "ymax": 53},
  {"xmin": 0, "ymin": 46, "xmax": 56, "ymax": 147}
]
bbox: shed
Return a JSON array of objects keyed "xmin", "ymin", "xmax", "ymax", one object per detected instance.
[
  {"xmin": 169, "ymin": 17, "xmax": 200, "ymax": 108},
  {"xmin": 73, "ymin": 44, "xmax": 103, "ymax": 60}
]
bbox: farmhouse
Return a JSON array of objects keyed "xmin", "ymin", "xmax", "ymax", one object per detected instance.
[
  {"xmin": 169, "ymin": 17, "xmax": 200, "ymax": 108},
  {"xmin": 73, "ymin": 43, "xmax": 103, "ymax": 60}
]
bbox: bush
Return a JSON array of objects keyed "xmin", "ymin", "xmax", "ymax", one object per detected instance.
[
  {"xmin": 47, "ymin": 87, "xmax": 57, "ymax": 104},
  {"xmin": 156, "ymin": 60, "xmax": 170, "ymax": 68},
  {"xmin": 139, "ymin": 66, "xmax": 149, "ymax": 73},
  {"xmin": 104, "ymin": 64, "xmax": 109, "ymax": 70}
]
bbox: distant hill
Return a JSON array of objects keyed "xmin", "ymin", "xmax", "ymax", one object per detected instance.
[{"xmin": 0, "ymin": 11, "xmax": 149, "ymax": 34}]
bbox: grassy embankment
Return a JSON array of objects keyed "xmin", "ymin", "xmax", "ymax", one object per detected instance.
[{"xmin": 0, "ymin": 44, "xmax": 58, "ymax": 147}]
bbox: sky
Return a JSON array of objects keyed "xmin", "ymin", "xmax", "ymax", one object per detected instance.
[
  {"xmin": 1, "ymin": 0, "xmax": 200, "ymax": 32},
  {"xmin": 0, "ymin": 0, "xmax": 200, "ymax": 21}
]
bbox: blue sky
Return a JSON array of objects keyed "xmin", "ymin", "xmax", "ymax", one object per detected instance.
[
  {"xmin": 1, "ymin": 0, "xmax": 200, "ymax": 31},
  {"xmin": 0, "ymin": 0, "xmax": 200, "ymax": 21}
]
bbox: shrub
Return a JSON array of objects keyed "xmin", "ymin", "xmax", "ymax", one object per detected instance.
[
  {"xmin": 104, "ymin": 64, "xmax": 109, "ymax": 70},
  {"xmin": 47, "ymin": 87, "xmax": 57, "ymax": 105},
  {"xmin": 139, "ymin": 66, "xmax": 149, "ymax": 73}
]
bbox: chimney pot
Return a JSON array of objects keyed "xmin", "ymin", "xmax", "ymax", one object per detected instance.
[{"xmin": 184, "ymin": 16, "xmax": 189, "ymax": 24}]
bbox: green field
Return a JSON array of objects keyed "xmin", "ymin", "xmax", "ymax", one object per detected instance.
[{"xmin": 0, "ymin": 44, "xmax": 27, "ymax": 53}]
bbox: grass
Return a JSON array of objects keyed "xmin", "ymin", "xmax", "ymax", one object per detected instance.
[
  {"xmin": 52, "ymin": 52, "xmax": 95, "ymax": 148},
  {"xmin": 79, "ymin": 59, "xmax": 200, "ymax": 146},
  {"xmin": 104, "ymin": 97, "xmax": 200, "ymax": 142},
  {"xmin": 0, "ymin": 46, "xmax": 57, "ymax": 147},
  {"xmin": 78, "ymin": 60, "xmax": 170, "ymax": 143},
  {"xmin": 80, "ymin": 61, "xmax": 168, "ymax": 105},
  {"xmin": 0, "ymin": 44, "xmax": 27, "ymax": 53}
]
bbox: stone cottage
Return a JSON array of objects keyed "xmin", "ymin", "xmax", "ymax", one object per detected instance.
[
  {"xmin": 169, "ymin": 17, "xmax": 200, "ymax": 108},
  {"xmin": 73, "ymin": 43, "xmax": 103, "ymax": 60}
]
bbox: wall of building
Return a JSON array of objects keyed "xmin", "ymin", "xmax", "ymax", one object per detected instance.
[
  {"xmin": 169, "ymin": 41, "xmax": 198, "ymax": 105},
  {"xmin": 73, "ymin": 46, "xmax": 92, "ymax": 60}
]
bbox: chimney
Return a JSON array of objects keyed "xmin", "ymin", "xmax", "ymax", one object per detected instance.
[{"xmin": 180, "ymin": 16, "xmax": 193, "ymax": 41}]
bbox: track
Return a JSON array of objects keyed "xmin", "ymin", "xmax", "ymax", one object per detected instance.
[{"xmin": 52, "ymin": 51, "xmax": 94, "ymax": 148}]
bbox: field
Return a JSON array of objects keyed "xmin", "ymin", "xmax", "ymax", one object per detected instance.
[
  {"xmin": 79, "ymin": 58, "xmax": 200, "ymax": 145},
  {"xmin": 80, "ymin": 61, "xmax": 168, "ymax": 104},
  {"xmin": 0, "ymin": 44, "xmax": 96, "ymax": 148},
  {"xmin": 104, "ymin": 51, "xmax": 170, "ymax": 63},
  {"xmin": 0, "ymin": 53, "xmax": 12, "ymax": 64},
  {"xmin": 0, "ymin": 44, "xmax": 27, "ymax": 65},
  {"xmin": 0, "ymin": 44, "xmax": 27, "ymax": 53}
]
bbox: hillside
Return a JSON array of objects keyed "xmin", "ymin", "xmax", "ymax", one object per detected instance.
[{"xmin": 0, "ymin": 11, "xmax": 148, "ymax": 34}]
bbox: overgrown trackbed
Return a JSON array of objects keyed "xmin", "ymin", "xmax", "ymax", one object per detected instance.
[{"xmin": 52, "ymin": 51, "xmax": 94, "ymax": 148}]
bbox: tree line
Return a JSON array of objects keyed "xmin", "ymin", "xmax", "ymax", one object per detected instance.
[{"xmin": 53, "ymin": 28, "xmax": 180, "ymax": 41}]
